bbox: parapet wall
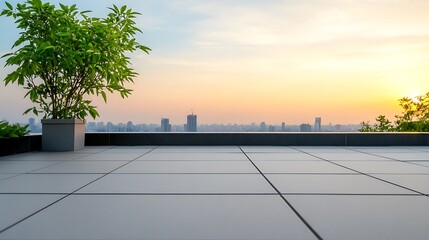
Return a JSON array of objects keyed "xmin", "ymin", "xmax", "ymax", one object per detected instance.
[
  {"xmin": 85, "ymin": 132, "xmax": 429, "ymax": 146},
  {"xmin": 2, "ymin": 133, "xmax": 429, "ymax": 156}
]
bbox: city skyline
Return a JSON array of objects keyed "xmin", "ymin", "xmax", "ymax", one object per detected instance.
[
  {"xmin": 28, "ymin": 115, "xmax": 362, "ymax": 133},
  {"xmin": 1, "ymin": 0, "xmax": 429, "ymax": 124}
]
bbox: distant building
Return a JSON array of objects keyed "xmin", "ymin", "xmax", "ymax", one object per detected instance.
[
  {"xmin": 126, "ymin": 121, "xmax": 134, "ymax": 132},
  {"xmin": 314, "ymin": 117, "xmax": 321, "ymax": 132},
  {"xmin": 186, "ymin": 114, "xmax": 197, "ymax": 132},
  {"xmin": 161, "ymin": 118, "xmax": 171, "ymax": 132},
  {"xmin": 28, "ymin": 118, "xmax": 36, "ymax": 132},
  {"xmin": 106, "ymin": 122, "xmax": 114, "ymax": 132},
  {"xmin": 260, "ymin": 122, "xmax": 267, "ymax": 132},
  {"xmin": 300, "ymin": 124, "xmax": 312, "ymax": 132},
  {"xmin": 281, "ymin": 122, "xmax": 286, "ymax": 132},
  {"xmin": 335, "ymin": 124, "xmax": 342, "ymax": 131},
  {"xmin": 268, "ymin": 125, "xmax": 275, "ymax": 132}
]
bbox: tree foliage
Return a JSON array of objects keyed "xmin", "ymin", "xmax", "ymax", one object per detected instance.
[
  {"xmin": 1, "ymin": 0, "xmax": 150, "ymax": 119},
  {"xmin": 360, "ymin": 115, "xmax": 394, "ymax": 132},
  {"xmin": 360, "ymin": 92, "xmax": 429, "ymax": 132}
]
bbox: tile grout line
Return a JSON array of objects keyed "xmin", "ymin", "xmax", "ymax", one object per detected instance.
[
  {"xmin": 289, "ymin": 147, "xmax": 429, "ymax": 197},
  {"xmin": 21, "ymin": 145, "xmax": 118, "ymax": 175},
  {"xmin": 238, "ymin": 146, "xmax": 324, "ymax": 240},
  {"xmin": 0, "ymin": 148, "xmax": 119, "ymax": 186},
  {"xmin": 344, "ymin": 147, "xmax": 429, "ymax": 168},
  {"xmin": 0, "ymin": 146, "xmax": 160, "ymax": 235},
  {"xmin": 0, "ymin": 192, "xmax": 421, "ymax": 196}
]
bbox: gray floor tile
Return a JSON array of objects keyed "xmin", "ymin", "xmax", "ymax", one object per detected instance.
[
  {"xmin": 78, "ymin": 174, "xmax": 275, "ymax": 194},
  {"xmin": 102, "ymin": 147, "xmax": 155, "ymax": 153},
  {"xmin": 0, "ymin": 174, "xmax": 17, "ymax": 181},
  {"xmin": 267, "ymin": 174, "xmax": 413, "ymax": 194},
  {"xmin": 287, "ymin": 195, "xmax": 429, "ymax": 240},
  {"xmin": 0, "ymin": 194, "xmax": 65, "ymax": 231},
  {"xmin": 254, "ymin": 161, "xmax": 354, "ymax": 174},
  {"xmin": 0, "ymin": 174, "xmax": 102, "ymax": 193},
  {"xmin": 372, "ymin": 153, "xmax": 429, "ymax": 161},
  {"xmin": 240, "ymin": 146, "xmax": 299, "ymax": 153},
  {"xmin": 113, "ymin": 146, "xmax": 158, "ymax": 149},
  {"xmin": 414, "ymin": 161, "xmax": 429, "ymax": 167},
  {"xmin": 311, "ymin": 153, "xmax": 389, "ymax": 161},
  {"xmin": 137, "ymin": 152, "xmax": 248, "ymax": 161},
  {"xmin": 153, "ymin": 146, "xmax": 242, "ymax": 153},
  {"xmin": 0, "ymin": 152, "xmax": 88, "ymax": 161},
  {"xmin": 0, "ymin": 161, "xmax": 62, "ymax": 174},
  {"xmin": 373, "ymin": 174, "xmax": 429, "ymax": 194},
  {"xmin": 31, "ymin": 161, "xmax": 126, "ymax": 174},
  {"xmin": 334, "ymin": 161, "xmax": 429, "ymax": 174},
  {"xmin": 247, "ymin": 153, "xmax": 321, "ymax": 161},
  {"xmin": 347, "ymin": 147, "xmax": 421, "ymax": 153},
  {"xmin": 114, "ymin": 161, "xmax": 258, "ymax": 174},
  {"xmin": 405, "ymin": 147, "xmax": 429, "ymax": 152},
  {"xmin": 77, "ymin": 153, "xmax": 143, "ymax": 161},
  {"xmin": 72, "ymin": 147, "xmax": 114, "ymax": 154},
  {"xmin": 294, "ymin": 147, "xmax": 354, "ymax": 153},
  {"xmin": 0, "ymin": 195, "xmax": 316, "ymax": 240}
]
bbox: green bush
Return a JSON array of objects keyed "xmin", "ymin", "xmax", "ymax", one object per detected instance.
[{"xmin": 0, "ymin": 121, "xmax": 30, "ymax": 138}]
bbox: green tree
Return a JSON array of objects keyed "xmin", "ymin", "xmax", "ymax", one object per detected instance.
[
  {"xmin": 359, "ymin": 115, "xmax": 394, "ymax": 132},
  {"xmin": 360, "ymin": 92, "xmax": 429, "ymax": 132},
  {"xmin": 395, "ymin": 93, "xmax": 429, "ymax": 131},
  {"xmin": 1, "ymin": 0, "xmax": 150, "ymax": 119}
]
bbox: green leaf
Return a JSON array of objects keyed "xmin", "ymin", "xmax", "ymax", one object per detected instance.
[
  {"xmin": 1, "ymin": 52, "xmax": 13, "ymax": 58},
  {"xmin": 5, "ymin": 2, "xmax": 13, "ymax": 10},
  {"xmin": 23, "ymin": 108, "xmax": 33, "ymax": 115},
  {"xmin": 120, "ymin": 5, "xmax": 126, "ymax": 14},
  {"xmin": 101, "ymin": 91, "xmax": 107, "ymax": 102},
  {"xmin": 0, "ymin": 9, "xmax": 10, "ymax": 16}
]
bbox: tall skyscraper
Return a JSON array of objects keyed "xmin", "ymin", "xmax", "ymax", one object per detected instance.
[
  {"xmin": 186, "ymin": 114, "xmax": 197, "ymax": 132},
  {"xmin": 281, "ymin": 122, "xmax": 286, "ymax": 132},
  {"xmin": 314, "ymin": 117, "xmax": 321, "ymax": 132},
  {"xmin": 161, "ymin": 118, "xmax": 171, "ymax": 132}
]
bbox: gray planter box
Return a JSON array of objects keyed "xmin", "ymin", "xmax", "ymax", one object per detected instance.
[{"xmin": 42, "ymin": 119, "xmax": 85, "ymax": 151}]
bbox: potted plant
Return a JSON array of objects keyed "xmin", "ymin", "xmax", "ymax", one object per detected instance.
[{"xmin": 1, "ymin": 0, "xmax": 150, "ymax": 151}]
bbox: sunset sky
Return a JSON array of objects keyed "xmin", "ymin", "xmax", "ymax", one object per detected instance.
[{"xmin": 1, "ymin": 0, "xmax": 429, "ymax": 125}]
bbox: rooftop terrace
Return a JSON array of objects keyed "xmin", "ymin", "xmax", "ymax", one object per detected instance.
[{"xmin": 0, "ymin": 145, "xmax": 429, "ymax": 239}]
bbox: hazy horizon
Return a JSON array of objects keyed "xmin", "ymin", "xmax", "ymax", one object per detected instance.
[{"xmin": 1, "ymin": 0, "xmax": 429, "ymax": 125}]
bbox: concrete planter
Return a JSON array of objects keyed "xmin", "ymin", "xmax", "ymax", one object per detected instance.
[{"xmin": 41, "ymin": 119, "xmax": 85, "ymax": 151}]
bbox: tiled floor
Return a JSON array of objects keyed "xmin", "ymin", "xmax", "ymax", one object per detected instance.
[{"xmin": 0, "ymin": 146, "xmax": 429, "ymax": 240}]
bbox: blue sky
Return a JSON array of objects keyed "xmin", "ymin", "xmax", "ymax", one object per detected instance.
[{"xmin": 1, "ymin": 0, "xmax": 429, "ymax": 125}]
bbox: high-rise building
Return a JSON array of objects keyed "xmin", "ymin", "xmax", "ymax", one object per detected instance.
[
  {"xmin": 300, "ymin": 124, "xmax": 312, "ymax": 132},
  {"xmin": 186, "ymin": 114, "xmax": 197, "ymax": 132},
  {"xmin": 314, "ymin": 117, "xmax": 321, "ymax": 132},
  {"xmin": 281, "ymin": 122, "xmax": 286, "ymax": 132},
  {"xmin": 260, "ymin": 122, "xmax": 267, "ymax": 132},
  {"xmin": 161, "ymin": 118, "xmax": 171, "ymax": 132},
  {"xmin": 268, "ymin": 125, "xmax": 275, "ymax": 132},
  {"xmin": 28, "ymin": 118, "xmax": 36, "ymax": 132}
]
